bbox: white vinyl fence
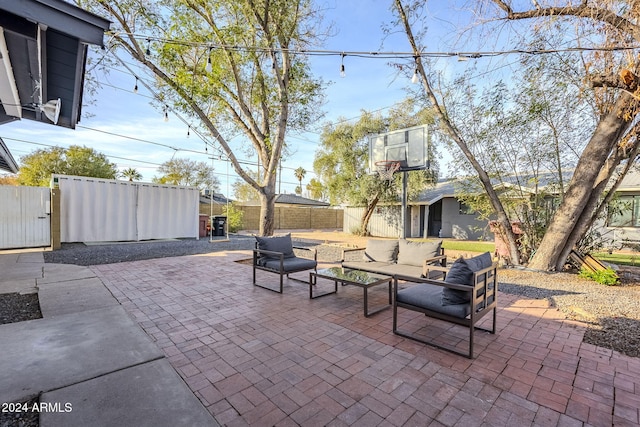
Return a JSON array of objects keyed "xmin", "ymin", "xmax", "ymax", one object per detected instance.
[
  {"xmin": 54, "ymin": 175, "xmax": 199, "ymax": 242},
  {"xmin": 0, "ymin": 185, "xmax": 51, "ymax": 249}
]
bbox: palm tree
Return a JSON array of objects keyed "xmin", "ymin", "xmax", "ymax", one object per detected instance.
[
  {"xmin": 293, "ymin": 167, "xmax": 306, "ymax": 195},
  {"xmin": 120, "ymin": 168, "xmax": 142, "ymax": 182}
]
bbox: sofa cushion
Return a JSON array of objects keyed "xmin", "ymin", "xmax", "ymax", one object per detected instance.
[
  {"xmin": 362, "ymin": 239, "xmax": 399, "ymax": 263},
  {"xmin": 260, "ymin": 257, "xmax": 317, "ymax": 272},
  {"xmin": 397, "ymin": 239, "xmax": 442, "ymax": 267},
  {"xmin": 255, "ymin": 234, "xmax": 295, "ymax": 260},
  {"xmin": 397, "ymin": 283, "xmax": 470, "ymax": 319},
  {"xmin": 342, "ymin": 261, "xmax": 393, "ymax": 272},
  {"xmin": 442, "ymin": 252, "xmax": 493, "ymax": 306}
]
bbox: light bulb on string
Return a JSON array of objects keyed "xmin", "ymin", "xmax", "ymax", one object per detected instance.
[
  {"xmin": 145, "ymin": 39, "xmax": 151, "ymax": 56},
  {"xmin": 187, "ymin": 125, "xmax": 191, "ymax": 138},
  {"xmin": 340, "ymin": 53, "xmax": 346, "ymax": 78},
  {"xmin": 163, "ymin": 106, "xmax": 169, "ymax": 122},
  {"xmin": 411, "ymin": 56, "xmax": 419, "ymax": 84},
  {"xmin": 205, "ymin": 48, "xmax": 213, "ymax": 73},
  {"xmin": 411, "ymin": 68, "xmax": 419, "ymax": 84},
  {"xmin": 133, "ymin": 77, "xmax": 138, "ymax": 93}
]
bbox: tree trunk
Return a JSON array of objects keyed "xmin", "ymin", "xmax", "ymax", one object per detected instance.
[
  {"xmin": 394, "ymin": 0, "xmax": 521, "ymax": 264},
  {"xmin": 529, "ymin": 94, "xmax": 635, "ymax": 270},
  {"xmin": 360, "ymin": 195, "xmax": 380, "ymax": 236},
  {"xmin": 258, "ymin": 188, "xmax": 277, "ymax": 236}
]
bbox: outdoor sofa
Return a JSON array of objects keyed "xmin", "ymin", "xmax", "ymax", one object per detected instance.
[
  {"xmin": 341, "ymin": 238, "xmax": 446, "ymax": 280},
  {"xmin": 252, "ymin": 234, "xmax": 317, "ymax": 293}
]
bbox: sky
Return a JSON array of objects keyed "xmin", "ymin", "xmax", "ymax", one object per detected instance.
[{"xmin": 0, "ymin": 1, "xmax": 482, "ymax": 198}]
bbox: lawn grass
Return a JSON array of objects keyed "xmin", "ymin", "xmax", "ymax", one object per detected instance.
[
  {"xmin": 593, "ymin": 252, "xmax": 640, "ymax": 267},
  {"xmin": 441, "ymin": 240, "xmax": 495, "ymax": 253}
]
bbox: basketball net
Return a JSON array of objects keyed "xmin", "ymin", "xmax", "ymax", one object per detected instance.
[{"xmin": 375, "ymin": 161, "xmax": 401, "ymax": 182}]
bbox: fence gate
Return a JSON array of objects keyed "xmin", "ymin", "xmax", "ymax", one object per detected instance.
[{"xmin": 0, "ymin": 186, "xmax": 51, "ymax": 249}]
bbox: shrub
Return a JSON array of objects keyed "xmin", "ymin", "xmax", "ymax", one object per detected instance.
[
  {"xmin": 578, "ymin": 268, "xmax": 619, "ymax": 286},
  {"xmin": 222, "ymin": 203, "xmax": 243, "ymax": 233}
]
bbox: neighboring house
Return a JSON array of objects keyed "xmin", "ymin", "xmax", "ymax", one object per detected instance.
[
  {"xmin": 343, "ymin": 171, "xmax": 570, "ymax": 241},
  {"xmin": 343, "ymin": 179, "xmax": 490, "ymax": 240},
  {"xmin": 601, "ymin": 170, "xmax": 640, "ymax": 245},
  {"xmin": 238, "ymin": 193, "xmax": 330, "ymax": 207}
]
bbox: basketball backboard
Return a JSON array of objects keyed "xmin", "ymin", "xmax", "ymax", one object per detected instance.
[{"xmin": 368, "ymin": 125, "xmax": 430, "ymax": 174}]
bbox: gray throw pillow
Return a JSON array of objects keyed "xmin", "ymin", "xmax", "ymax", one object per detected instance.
[
  {"xmin": 441, "ymin": 252, "xmax": 493, "ymax": 306},
  {"xmin": 255, "ymin": 234, "xmax": 295, "ymax": 259},
  {"xmin": 362, "ymin": 239, "xmax": 399, "ymax": 263},
  {"xmin": 397, "ymin": 239, "xmax": 442, "ymax": 267}
]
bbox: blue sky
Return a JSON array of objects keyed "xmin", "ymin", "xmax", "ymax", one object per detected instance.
[{"xmin": 0, "ymin": 1, "xmax": 477, "ymax": 197}]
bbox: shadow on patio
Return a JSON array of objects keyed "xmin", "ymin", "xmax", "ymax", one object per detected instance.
[{"xmin": 92, "ymin": 250, "xmax": 640, "ymax": 426}]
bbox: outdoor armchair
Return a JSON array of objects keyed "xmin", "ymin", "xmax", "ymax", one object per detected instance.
[
  {"xmin": 393, "ymin": 252, "xmax": 498, "ymax": 358},
  {"xmin": 252, "ymin": 234, "xmax": 317, "ymax": 293}
]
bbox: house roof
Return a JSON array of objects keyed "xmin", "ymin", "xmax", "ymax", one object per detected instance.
[
  {"xmin": 275, "ymin": 194, "xmax": 330, "ymax": 207},
  {"xmin": 200, "ymin": 192, "xmax": 233, "ymax": 205},
  {"xmin": 0, "ymin": 136, "xmax": 17, "ymax": 173},
  {"xmin": 414, "ymin": 170, "xmax": 574, "ymax": 204},
  {"xmin": 0, "ymin": 0, "xmax": 110, "ymax": 129}
]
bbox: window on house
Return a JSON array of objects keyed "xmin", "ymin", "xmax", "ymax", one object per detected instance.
[
  {"xmin": 459, "ymin": 201, "xmax": 475, "ymax": 215},
  {"xmin": 608, "ymin": 195, "xmax": 639, "ymax": 227}
]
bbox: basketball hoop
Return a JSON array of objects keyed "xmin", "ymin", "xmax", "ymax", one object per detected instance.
[{"xmin": 375, "ymin": 160, "xmax": 401, "ymax": 181}]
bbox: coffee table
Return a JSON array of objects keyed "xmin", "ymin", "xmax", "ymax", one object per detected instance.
[{"xmin": 309, "ymin": 267, "xmax": 392, "ymax": 317}]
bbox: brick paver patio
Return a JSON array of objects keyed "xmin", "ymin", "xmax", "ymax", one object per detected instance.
[{"xmin": 92, "ymin": 251, "xmax": 640, "ymax": 426}]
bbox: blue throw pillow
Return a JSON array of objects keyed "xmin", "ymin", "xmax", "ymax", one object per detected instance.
[{"xmin": 255, "ymin": 234, "xmax": 295, "ymax": 259}]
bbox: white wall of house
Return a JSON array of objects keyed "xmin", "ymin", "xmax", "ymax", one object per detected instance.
[{"xmin": 55, "ymin": 175, "xmax": 199, "ymax": 242}]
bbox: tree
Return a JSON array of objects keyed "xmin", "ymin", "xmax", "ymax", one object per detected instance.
[
  {"xmin": 18, "ymin": 145, "xmax": 117, "ymax": 186},
  {"xmin": 0, "ymin": 174, "xmax": 18, "ymax": 186},
  {"xmin": 483, "ymin": 0, "xmax": 640, "ymax": 270},
  {"xmin": 120, "ymin": 168, "xmax": 142, "ymax": 182},
  {"xmin": 153, "ymin": 158, "xmax": 219, "ymax": 191},
  {"xmin": 294, "ymin": 167, "xmax": 306, "ymax": 196},
  {"xmin": 306, "ymin": 178, "xmax": 325, "ymax": 200},
  {"xmin": 83, "ymin": 0, "xmax": 325, "ymax": 236}
]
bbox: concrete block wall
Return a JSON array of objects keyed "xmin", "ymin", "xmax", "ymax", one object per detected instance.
[{"xmin": 199, "ymin": 203, "xmax": 343, "ymax": 231}]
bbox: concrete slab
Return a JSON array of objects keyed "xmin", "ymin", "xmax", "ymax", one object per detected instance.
[
  {"xmin": 0, "ymin": 278, "xmax": 38, "ymax": 294},
  {"xmin": 40, "ymin": 359, "xmax": 219, "ymax": 427},
  {"xmin": 0, "ymin": 305, "xmax": 163, "ymax": 403},
  {"xmin": 39, "ymin": 264, "xmax": 96, "ymax": 284},
  {"xmin": 38, "ymin": 277, "xmax": 119, "ymax": 317}
]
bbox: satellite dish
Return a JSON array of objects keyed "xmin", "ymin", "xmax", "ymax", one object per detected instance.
[{"xmin": 40, "ymin": 98, "xmax": 61, "ymax": 124}]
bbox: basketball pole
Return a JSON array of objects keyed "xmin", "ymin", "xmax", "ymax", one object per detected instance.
[{"xmin": 401, "ymin": 170, "xmax": 408, "ymax": 239}]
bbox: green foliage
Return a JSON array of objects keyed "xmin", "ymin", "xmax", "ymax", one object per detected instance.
[
  {"xmin": 306, "ymin": 178, "xmax": 325, "ymax": 201},
  {"xmin": 120, "ymin": 168, "xmax": 143, "ymax": 182},
  {"xmin": 153, "ymin": 158, "xmax": 219, "ymax": 191},
  {"xmin": 18, "ymin": 145, "xmax": 117, "ymax": 186},
  {"xmin": 222, "ymin": 203, "xmax": 243, "ymax": 233},
  {"xmin": 578, "ymin": 268, "xmax": 619, "ymax": 286}
]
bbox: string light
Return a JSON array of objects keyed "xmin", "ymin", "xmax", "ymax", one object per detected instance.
[
  {"xmin": 145, "ymin": 39, "xmax": 151, "ymax": 56},
  {"xmin": 411, "ymin": 56, "xmax": 419, "ymax": 84},
  {"xmin": 187, "ymin": 125, "xmax": 191, "ymax": 138},
  {"xmin": 163, "ymin": 105, "xmax": 169, "ymax": 122},
  {"xmin": 118, "ymin": 32, "xmax": 640, "ymax": 60},
  {"xmin": 340, "ymin": 53, "xmax": 346, "ymax": 78},
  {"xmin": 205, "ymin": 48, "xmax": 213, "ymax": 73},
  {"xmin": 133, "ymin": 77, "xmax": 138, "ymax": 93}
]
